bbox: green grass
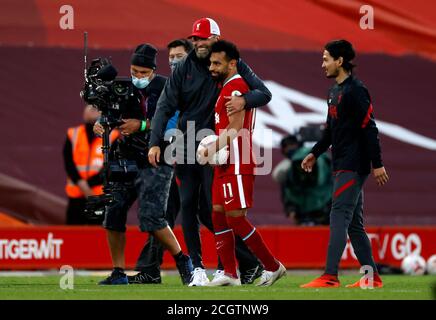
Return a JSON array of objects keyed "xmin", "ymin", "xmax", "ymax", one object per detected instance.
[{"xmin": 0, "ymin": 274, "xmax": 434, "ymax": 300}]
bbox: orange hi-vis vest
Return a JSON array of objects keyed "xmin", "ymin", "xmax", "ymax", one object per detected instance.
[{"xmin": 65, "ymin": 124, "xmax": 118, "ymax": 198}]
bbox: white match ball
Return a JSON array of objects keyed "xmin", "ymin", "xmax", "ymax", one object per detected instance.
[
  {"xmin": 197, "ymin": 135, "xmax": 229, "ymax": 165},
  {"xmin": 426, "ymin": 255, "xmax": 436, "ymax": 275},
  {"xmin": 401, "ymin": 254, "xmax": 426, "ymax": 276}
]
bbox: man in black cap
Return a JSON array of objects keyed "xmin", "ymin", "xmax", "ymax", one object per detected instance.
[
  {"xmin": 127, "ymin": 39, "xmax": 193, "ymax": 285},
  {"xmin": 94, "ymin": 43, "xmax": 193, "ymax": 286},
  {"xmin": 300, "ymin": 39, "xmax": 389, "ymax": 289}
]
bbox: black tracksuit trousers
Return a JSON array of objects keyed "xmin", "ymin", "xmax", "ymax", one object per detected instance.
[{"xmin": 325, "ymin": 171, "xmax": 378, "ymax": 275}]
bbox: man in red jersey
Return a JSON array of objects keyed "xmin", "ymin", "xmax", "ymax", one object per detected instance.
[{"xmin": 197, "ymin": 40, "xmax": 286, "ymax": 286}]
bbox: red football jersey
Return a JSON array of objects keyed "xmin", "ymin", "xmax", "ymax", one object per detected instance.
[{"xmin": 214, "ymin": 74, "xmax": 256, "ymax": 177}]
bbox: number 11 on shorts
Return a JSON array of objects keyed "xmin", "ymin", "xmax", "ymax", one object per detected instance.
[{"xmin": 223, "ymin": 183, "xmax": 233, "ymax": 199}]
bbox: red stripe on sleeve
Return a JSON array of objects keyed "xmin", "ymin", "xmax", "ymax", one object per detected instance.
[{"xmin": 361, "ymin": 104, "xmax": 374, "ymax": 128}]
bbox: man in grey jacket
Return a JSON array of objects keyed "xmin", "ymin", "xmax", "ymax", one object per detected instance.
[{"xmin": 148, "ymin": 17, "xmax": 271, "ymax": 286}]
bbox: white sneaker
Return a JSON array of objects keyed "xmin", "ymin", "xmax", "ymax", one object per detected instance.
[
  {"xmin": 212, "ymin": 269, "xmax": 225, "ymax": 282},
  {"xmin": 256, "ymin": 262, "xmax": 286, "ymax": 287},
  {"xmin": 188, "ymin": 268, "xmax": 210, "ymax": 287},
  {"xmin": 207, "ymin": 271, "xmax": 241, "ymax": 286}
]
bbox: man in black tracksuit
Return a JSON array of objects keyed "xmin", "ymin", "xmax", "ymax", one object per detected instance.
[
  {"xmin": 148, "ymin": 18, "xmax": 269, "ymax": 286},
  {"xmin": 300, "ymin": 40, "xmax": 389, "ymax": 289}
]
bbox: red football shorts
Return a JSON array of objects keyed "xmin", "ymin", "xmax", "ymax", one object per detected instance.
[{"xmin": 212, "ymin": 174, "xmax": 254, "ymax": 211}]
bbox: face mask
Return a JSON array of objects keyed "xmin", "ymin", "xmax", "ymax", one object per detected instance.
[
  {"xmin": 132, "ymin": 76, "xmax": 150, "ymax": 89},
  {"xmin": 286, "ymin": 149, "xmax": 297, "ymax": 159},
  {"xmin": 169, "ymin": 57, "xmax": 183, "ymax": 71}
]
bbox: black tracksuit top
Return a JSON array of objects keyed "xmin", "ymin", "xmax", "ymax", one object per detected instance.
[{"xmin": 311, "ymin": 75, "xmax": 383, "ymax": 175}]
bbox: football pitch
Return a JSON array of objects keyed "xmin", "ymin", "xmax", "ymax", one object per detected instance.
[{"xmin": 0, "ymin": 274, "xmax": 435, "ymax": 300}]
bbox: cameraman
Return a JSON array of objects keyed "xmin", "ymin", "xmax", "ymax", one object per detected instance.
[
  {"xmin": 272, "ymin": 133, "xmax": 332, "ymax": 225},
  {"xmin": 93, "ymin": 44, "xmax": 192, "ymax": 285},
  {"xmin": 128, "ymin": 39, "xmax": 193, "ymax": 284}
]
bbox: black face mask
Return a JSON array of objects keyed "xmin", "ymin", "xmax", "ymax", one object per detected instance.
[{"xmin": 286, "ymin": 149, "xmax": 297, "ymax": 160}]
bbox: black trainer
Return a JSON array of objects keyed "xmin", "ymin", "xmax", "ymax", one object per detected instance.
[
  {"xmin": 98, "ymin": 269, "xmax": 128, "ymax": 285},
  {"xmin": 175, "ymin": 254, "xmax": 193, "ymax": 285},
  {"xmin": 128, "ymin": 272, "xmax": 162, "ymax": 284},
  {"xmin": 240, "ymin": 265, "xmax": 264, "ymax": 285}
]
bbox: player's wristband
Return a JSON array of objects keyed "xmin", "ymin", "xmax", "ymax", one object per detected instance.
[{"xmin": 140, "ymin": 120, "xmax": 147, "ymax": 131}]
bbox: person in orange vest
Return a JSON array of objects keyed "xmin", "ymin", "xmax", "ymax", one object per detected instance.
[{"xmin": 63, "ymin": 104, "xmax": 117, "ymax": 225}]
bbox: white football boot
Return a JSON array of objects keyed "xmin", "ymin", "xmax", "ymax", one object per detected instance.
[
  {"xmin": 207, "ymin": 270, "xmax": 241, "ymax": 286},
  {"xmin": 211, "ymin": 269, "xmax": 225, "ymax": 282},
  {"xmin": 256, "ymin": 262, "xmax": 286, "ymax": 287}
]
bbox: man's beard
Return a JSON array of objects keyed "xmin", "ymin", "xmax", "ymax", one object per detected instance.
[
  {"xmin": 211, "ymin": 72, "xmax": 227, "ymax": 82},
  {"xmin": 195, "ymin": 46, "xmax": 210, "ymax": 59}
]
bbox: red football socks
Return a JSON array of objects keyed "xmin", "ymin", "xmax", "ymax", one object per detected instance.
[
  {"xmin": 212, "ymin": 211, "xmax": 238, "ymax": 278},
  {"xmin": 227, "ymin": 215, "xmax": 279, "ymax": 272}
]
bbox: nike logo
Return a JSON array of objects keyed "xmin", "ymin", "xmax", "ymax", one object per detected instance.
[
  {"xmin": 216, "ymin": 241, "xmax": 224, "ymax": 250},
  {"xmin": 225, "ymin": 199, "xmax": 234, "ymax": 205}
]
